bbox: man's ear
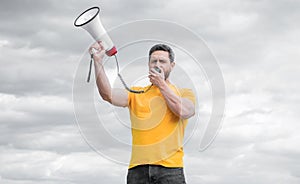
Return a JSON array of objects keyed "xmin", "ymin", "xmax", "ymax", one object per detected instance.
[{"xmin": 171, "ymin": 61, "xmax": 175, "ymax": 69}]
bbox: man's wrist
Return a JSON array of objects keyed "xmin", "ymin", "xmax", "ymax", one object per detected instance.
[
  {"xmin": 94, "ymin": 60, "xmax": 104, "ymax": 69},
  {"xmin": 94, "ymin": 62, "xmax": 105, "ymax": 77},
  {"xmin": 158, "ymin": 80, "xmax": 168, "ymax": 91}
]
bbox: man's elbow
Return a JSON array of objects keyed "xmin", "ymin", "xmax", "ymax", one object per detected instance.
[
  {"xmin": 179, "ymin": 99, "xmax": 195, "ymax": 119},
  {"xmin": 180, "ymin": 110, "xmax": 195, "ymax": 119},
  {"xmin": 101, "ymin": 94, "xmax": 113, "ymax": 104}
]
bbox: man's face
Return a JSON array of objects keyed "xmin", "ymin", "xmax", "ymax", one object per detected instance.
[{"xmin": 149, "ymin": 50, "xmax": 175, "ymax": 80}]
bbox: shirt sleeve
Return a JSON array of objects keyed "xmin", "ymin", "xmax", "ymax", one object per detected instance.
[
  {"xmin": 180, "ymin": 88, "xmax": 196, "ymax": 105},
  {"xmin": 127, "ymin": 86, "xmax": 144, "ymax": 108}
]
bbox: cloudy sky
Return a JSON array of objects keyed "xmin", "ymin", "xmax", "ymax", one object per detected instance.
[{"xmin": 1, "ymin": 0, "xmax": 300, "ymax": 183}]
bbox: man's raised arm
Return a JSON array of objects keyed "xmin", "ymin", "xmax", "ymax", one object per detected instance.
[{"xmin": 89, "ymin": 41, "xmax": 128, "ymax": 107}]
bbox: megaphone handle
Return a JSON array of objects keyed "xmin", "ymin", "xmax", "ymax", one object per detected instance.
[{"xmin": 87, "ymin": 54, "xmax": 93, "ymax": 82}]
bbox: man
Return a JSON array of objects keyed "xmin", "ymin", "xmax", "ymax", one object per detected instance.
[{"xmin": 89, "ymin": 42, "xmax": 195, "ymax": 184}]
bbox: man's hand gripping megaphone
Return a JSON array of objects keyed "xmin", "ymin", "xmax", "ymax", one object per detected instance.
[{"xmin": 89, "ymin": 41, "xmax": 106, "ymax": 65}]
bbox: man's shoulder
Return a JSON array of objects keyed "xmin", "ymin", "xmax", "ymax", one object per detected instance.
[{"xmin": 170, "ymin": 84, "xmax": 194, "ymax": 96}]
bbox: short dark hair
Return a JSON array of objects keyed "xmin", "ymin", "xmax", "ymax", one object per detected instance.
[{"xmin": 149, "ymin": 44, "xmax": 175, "ymax": 62}]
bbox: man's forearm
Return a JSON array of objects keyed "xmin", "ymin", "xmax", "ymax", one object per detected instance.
[
  {"xmin": 159, "ymin": 83, "xmax": 195, "ymax": 119},
  {"xmin": 94, "ymin": 63, "xmax": 112, "ymax": 103}
]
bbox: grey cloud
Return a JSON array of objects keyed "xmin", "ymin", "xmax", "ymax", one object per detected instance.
[
  {"xmin": 0, "ymin": 45, "xmax": 76, "ymax": 96},
  {"xmin": 0, "ymin": 148, "xmax": 127, "ymax": 183}
]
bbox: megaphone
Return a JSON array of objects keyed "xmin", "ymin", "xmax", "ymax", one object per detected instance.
[{"xmin": 74, "ymin": 6, "xmax": 117, "ymax": 56}]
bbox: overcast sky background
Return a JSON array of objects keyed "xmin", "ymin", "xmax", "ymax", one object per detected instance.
[{"xmin": 1, "ymin": 0, "xmax": 300, "ymax": 184}]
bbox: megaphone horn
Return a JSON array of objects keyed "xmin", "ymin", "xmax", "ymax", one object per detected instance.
[{"xmin": 74, "ymin": 6, "xmax": 117, "ymax": 56}]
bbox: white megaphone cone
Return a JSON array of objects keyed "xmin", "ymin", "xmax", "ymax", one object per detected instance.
[{"xmin": 74, "ymin": 7, "xmax": 117, "ymax": 56}]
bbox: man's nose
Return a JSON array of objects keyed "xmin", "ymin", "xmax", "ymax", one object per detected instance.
[{"xmin": 155, "ymin": 60, "xmax": 162, "ymax": 66}]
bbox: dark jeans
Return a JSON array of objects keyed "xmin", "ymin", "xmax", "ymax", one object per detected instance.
[{"xmin": 127, "ymin": 164, "xmax": 186, "ymax": 184}]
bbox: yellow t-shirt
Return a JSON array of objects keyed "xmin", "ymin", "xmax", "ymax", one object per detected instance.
[{"xmin": 128, "ymin": 84, "xmax": 195, "ymax": 169}]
